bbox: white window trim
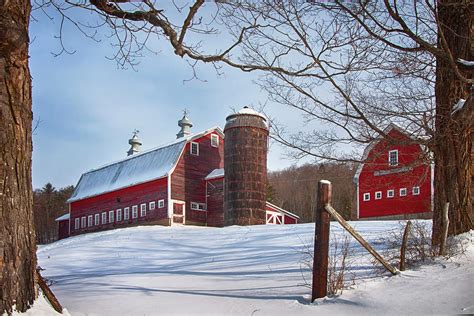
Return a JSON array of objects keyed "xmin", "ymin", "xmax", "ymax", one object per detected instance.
[
  {"xmin": 94, "ymin": 214, "xmax": 100, "ymax": 226},
  {"xmin": 387, "ymin": 189, "xmax": 395, "ymax": 198},
  {"xmin": 116, "ymin": 209, "xmax": 122, "ymax": 221},
  {"xmin": 400, "ymin": 188, "xmax": 407, "ymax": 196},
  {"xmin": 211, "ymin": 134, "xmax": 219, "ymax": 147},
  {"xmin": 109, "ymin": 210, "xmax": 114, "ymax": 223},
  {"xmin": 413, "ymin": 186, "xmax": 420, "ymax": 195},
  {"xmin": 363, "ymin": 193, "xmax": 370, "ymax": 201},
  {"xmin": 191, "ymin": 202, "xmax": 207, "ymax": 211},
  {"xmin": 75, "ymin": 218, "xmax": 80, "ymax": 230},
  {"xmin": 87, "ymin": 215, "xmax": 93, "ymax": 227},
  {"xmin": 158, "ymin": 199, "xmax": 165, "ymax": 208},
  {"xmin": 190, "ymin": 142, "xmax": 199, "ymax": 156},
  {"xmin": 375, "ymin": 191, "xmax": 382, "ymax": 200},
  {"xmin": 149, "ymin": 201, "xmax": 156, "ymax": 210},
  {"xmin": 102, "ymin": 212, "xmax": 107, "ymax": 224},
  {"xmin": 140, "ymin": 203, "xmax": 147, "ymax": 217},
  {"xmin": 132, "ymin": 205, "xmax": 138, "ymax": 219},
  {"xmin": 81, "ymin": 216, "xmax": 86, "ymax": 228},
  {"xmin": 124, "ymin": 207, "xmax": 130, "ymax": 220},
  {"xmin": 389, "ymin": 149, "xmax": 399, "ymax": 166}
]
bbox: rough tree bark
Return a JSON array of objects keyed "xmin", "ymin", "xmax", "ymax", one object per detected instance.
[
  {"xmin": 432, "ymin": 0, "xmax": 473, "ymax": 245},
  {"xmin": 0, "ymin": 0, "xmax": 37, "ymax": 313}
]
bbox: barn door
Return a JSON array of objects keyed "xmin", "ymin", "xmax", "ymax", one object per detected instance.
[{"xmin": 172, "ymin": 201, "xmax": 185, "ymax": 225}]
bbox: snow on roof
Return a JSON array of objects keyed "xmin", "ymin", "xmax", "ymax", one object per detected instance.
[
  {"xmin": 68, "ymin": 141, "xmax": 186, "ymax": 203},
  {"xmin": 205, "ymin": 168, "xmax": 225, "ymax": 180},
  {"xmin": 55, "ymin": 213, "xmax": 70, "ymax": 221},
  {"xmin": 68, "ymin": 127, "xmax": 224, "ymax": 203},
  {"xmin": 237, "ymin": 106, "xmax": 266, "ymax": 119}
]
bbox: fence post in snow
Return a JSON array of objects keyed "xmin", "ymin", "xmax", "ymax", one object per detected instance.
[{"xmin": 311, "ymin": 180, "xmax": 332, "ymax": 302}]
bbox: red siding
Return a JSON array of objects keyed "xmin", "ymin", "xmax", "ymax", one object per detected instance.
[
  {"xmin": 70, "ymin": 177, "xmax": 168, "ymax": 235},
  {"xmin": 171, "ymin": 132, "xmax": 224, "ymax": 225},
  {"xmin": 358, "ymin": 129, "xmax": 432, "ymax": 218},
  {"xmin": 57, "ymin": 219, "xmax": 70, "ymax": 240},
  {"xmin": 206, "ymin": 177, "xmax": 224, "ymax": 227}
]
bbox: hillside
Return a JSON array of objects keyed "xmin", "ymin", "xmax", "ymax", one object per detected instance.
[{"xmin": 29, "ymin": 222, "xmax": 474, "ymax": 315}]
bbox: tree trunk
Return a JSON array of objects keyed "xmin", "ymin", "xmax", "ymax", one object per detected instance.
[
  {"xmin": 0, "ymin": 0, "xmax": 37, "ymax": 314},
  {"xmin": 432, "ymin": 0, "xmax": 473, "ymax": 244}
]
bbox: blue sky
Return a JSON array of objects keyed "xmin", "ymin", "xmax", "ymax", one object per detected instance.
[{"xmin": 29, "ymin": 6, "xmax": 307, "ymax": 189}]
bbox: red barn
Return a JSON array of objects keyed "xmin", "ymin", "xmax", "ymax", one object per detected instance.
[
  {"xmin": 353, "ymin": 124, "xmax": 433, "ymax": 219},
  {"xmin": 64, "ymin": 110, "xmax": 298, "ymax": 238}
]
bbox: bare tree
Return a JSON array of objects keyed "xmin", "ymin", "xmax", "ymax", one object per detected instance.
[{"xmin": 1, "ymin": 0, "xmax": 472, "ymax": 313}]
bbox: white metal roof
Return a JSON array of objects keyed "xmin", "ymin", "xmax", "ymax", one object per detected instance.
[
  {"xmin": 55, "ymin": 213, "xmax": 70, "ymax": 221},
  {"xmin": 205, "ymin": 168, "xmax": 225, "ymax": 180},
  {"xmin": 68, "ymin": 127, "xmax": 224, "ymax": 203}
]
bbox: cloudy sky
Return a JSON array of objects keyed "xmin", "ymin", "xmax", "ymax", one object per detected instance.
[{"xmin": 29, "ymin": 3, "xmax": 309, "ymax": 190}]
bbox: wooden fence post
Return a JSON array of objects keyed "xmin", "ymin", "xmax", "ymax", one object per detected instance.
[
  {"xmin": 312, "ymin": 180, "xmax": 332, "ymax": 302},
  {"xmin": 399, "ymin": 220, "xmax": 412, "ymax": 271}
]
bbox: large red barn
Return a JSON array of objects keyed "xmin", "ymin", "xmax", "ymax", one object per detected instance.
[
  {"xmin": 63, "ymin": 110, "xmax": 298, "ymax": 238},
  {"xmin": 353, "ymin": 124, "xmax": 433, "ymax": 219}
]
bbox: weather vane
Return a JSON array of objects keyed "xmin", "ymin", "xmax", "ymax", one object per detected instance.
[
  {"xmin": 132, "ymin": 129, "xmax": 140, "ymax": 137},
  {"xmin": 183, "ymin": 109, "xmax": 189, "ymax": 116}
]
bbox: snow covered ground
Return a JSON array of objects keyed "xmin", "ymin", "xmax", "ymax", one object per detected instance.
[{"xmin": 35, "ymin": 222, "xmax": 474, "ymax": 315}]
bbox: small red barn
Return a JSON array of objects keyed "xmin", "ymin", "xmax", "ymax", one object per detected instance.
[
  {"xmin": 55, "ymin": 213, "xmax": 70, "ymax": 240},
  {"xmin": 353, "ymin": 124, "xmax": 433, "ymax": 219}
]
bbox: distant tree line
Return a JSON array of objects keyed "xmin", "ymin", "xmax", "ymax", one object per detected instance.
[
  {"xmin": 268, "ymin": 163, "xmax": 355, "ymax": 222},
  {"xmin": 33, "ymin": 183, "xmax": 74, "ymax": 244}
]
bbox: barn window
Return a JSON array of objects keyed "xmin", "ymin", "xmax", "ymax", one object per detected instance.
[
  {"xmin": 158, "ymin": 199, "xmax": 165, "ymax": 208},
  {"xmin": 140, "ymin": 203, "xmax": 147, "ymax": 217},
  {"xmin": 102, "ymin": 212, "xmax": 107, "ymax": 224},
  {"xmin": 388, "ymin": 150, "xmax": 398, "ymax": 166},
  {"xmin": 413, "ymin": 186, "xmax": 420, "ymax": 195},
  {"xmin": 400, "ymin": 188, "xmax": 407, "ymax": 196},
  {"xmin": 149, "ymin": 201, "xmax": 156, "ymax": 210},
  {"xmin": 124, "ymin": 207, "xmax": 130, "ymax": 220},
  {"xmin": 387, "ymin": 189, "xmax": 394, "ymax": 198},
  {"xmin": 132, "ymin": 205, "xmax": 138, "ymax": 219},
  {"xmin": 87, "ymin": 215, "xmax": 93, "ymax": 227},
  {"xmin": 109, "ymin": 210, "xmax": 115, "ymax": 223},
  {"xmin": 81, "ymin": 216, "xmax": 86, "ymax": 228},
  {"xmin": 211, "ymin": 134, "xmax": 219, "ymax": 147},
  {"xmin": 75, "ymin": 218, "xmax": 80, "ymax": 230},
  {"xmin": 363, "ymin": 193, "xmax": 370, "ymax": 201},
  {"xmin": 191, "ymin": 202, "xmax": 207, "ymax": 211},
  {"xmin": 190, "ymin": 142, "xmax": 199, "ymax": 156},
  {"xmin": 94, "ymin": 214, "xmax": 100, "ymax": 226},
  {"xmin": 375, "ymin": 191, "xmax": 382, "ymax": 200},
  {"xmin": 117, "ymin": 209, "xmax": 122, "ymax": 221}
]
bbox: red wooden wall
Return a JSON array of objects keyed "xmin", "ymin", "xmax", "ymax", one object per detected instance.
[
  {"xmin": 171, "ymin": 132, "xmax": 224, "ymax": 225},
  {"xmin": 70, "ymin": 177, "xmax": 168, "ymax": 235},
  {"xmin": 358, "ymin": 129, "xmax": 432, "ymax": 218},
  {"xmin": 206, "ymin": 177, "xmax": 225, "ymax": 227}
]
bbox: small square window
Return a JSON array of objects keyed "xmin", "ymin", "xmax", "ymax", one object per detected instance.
[
  {"xmin": 389, "ymin": 150, "xmax": 398, "ymax": 166},
  {"xmin": 117, "ymin": 209, "xmax": 122, "ymax": 221},
  {"xmin": 400, "ymin": 188, "xmax": 407, "ymax": 196},
  {"xmin": 75, "ymin": 218, "xmax": 80, "ymax": 230},
  {"xmin": 375, "ymin": 191, "xmax": 382, "ymax": 200},
  {"xmin": 109, "ymin": 210, "xmax": 115, "ymax": 223},
  {"xmin": 158, "ymin": 199, "xmax": 165, "ymax": 208},
  {"xmin": 87, "ymin": 215, "xmax": 93, "ymax": 227},
  {"xmin": 149, "ymin": 201, "xmax": 156, "ymax": 210},
  {"xmin": 81, "ymin": 216, "xmax": 86, "ymax": 228},
  {"xmin": 363, "ymin": 193, "xmax": 370, "ymax": 201},
  {"xmin": 132, "ymin": 205, "xmax": 138, "ymax": 219},
  {"xmin": 124, "ymin": 207, "xmax": 130, "ymax": 220},
  {"xmin": 413, "ymin": 186, "xmax": 420, "ymax": 195},
  {"xmin": 94, "ymin": 214, "xmax": 100, "ymax": 226},
  {"xmin": 190, "ymin": 142, "xmax": 199, "ymax": 156},
  {"xmin": 387, "ymin": 189, "xmax": 394, "ymax": 198},
  {"xmin": 211, "ymin": 134, "xmax": 219, "ymax": 147},
  {"xmin": 102, "ymin": 212, "xmax": 107, "ymax": 224}
]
